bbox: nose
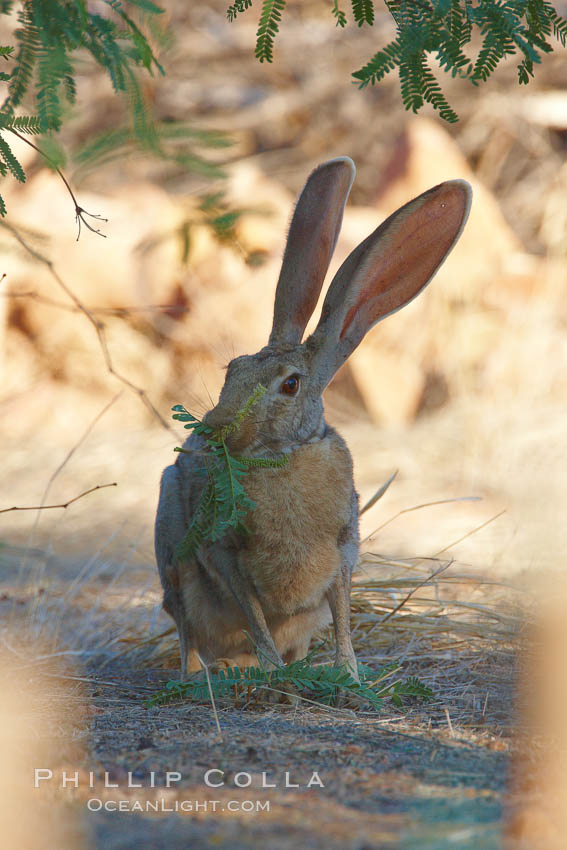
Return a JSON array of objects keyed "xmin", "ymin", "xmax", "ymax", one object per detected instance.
[{"xmin": 203, "ymin": 406, "xmax": 228, "ymax": 432}]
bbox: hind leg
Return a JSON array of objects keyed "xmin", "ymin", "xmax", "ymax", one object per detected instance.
[
  {"xmin": 327, "ymin": 490, "xmax": 360, "ymax": 682},
  {"xmin": 175, "ymin": 606, "xmax": 202, "ymax": 678},
  {"xmin": 162, "ymin": 585, "xmax": 201, "ymax": 678},
  {"xmin": 283, "ymin": 637, "xmax": 312, "ymax": 664},
  {"xmin": 327, "ymin": 572, "xmax": 358, "ymax": 681},
  {"xmin": 156, "ymin": 465, "xmax": 202, "ymax": 678}
]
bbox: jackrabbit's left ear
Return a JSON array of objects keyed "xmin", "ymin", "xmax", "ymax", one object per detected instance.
[
  {"xmin": 307, "ymin": 179, "xmax": 472, "ymax": 389},
  {"xmin": 269, "ymin": 157, "xmax": 355, "ymax": 347}
]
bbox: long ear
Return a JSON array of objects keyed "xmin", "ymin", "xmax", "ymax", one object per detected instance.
[
  {"xmin": 269, "ymin": 157, "xmax": 355, "ymax": 346},
  {"xmin": 307, "ymin": 179, "xmax": 472, "ymax": 388}
]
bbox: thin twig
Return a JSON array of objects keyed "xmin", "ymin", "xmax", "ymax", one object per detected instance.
[
  {"xmin": 1, "ymin": 289, "xmax": 190, "ymax": 316},
  {"xmin": 9, "ymin": 129, "xmax": 108, "ymax": 240},
  {"xmin": 199, "ymin": 654, "xmax": 223, "ymax": 741},
  {"xmin": 359, "ymin": 470, "xmax": 398, "ymax": 516},
  {"xmin": 19, "ymin": 392, "xmax": 123, "ymax": 583},
  {"xmin": 433, "ymin": 510, "xmax": 507, "ymax": 556},
  {"xmin": 379, "ymin": 560, "xmax": 453, "ymax": 625},
  {"xmin": 362, "ymin": 496, "xmax": 482, "ymax": 544},
  {"xmin": 40, "ymin": 672, "xmax": 155, "ymax": 693},
  {"xmin": 0, "ymin": 482, "xmax": 117, "ymax": 514},
  {"xmin": 108, "ymin": 626, "xmax": 177, "ymax": 663},
  {"xmin": 42, "ymin": 392, "xmax": 123, "ymax": 509},
  {"xmin": 0, "ymin": 220, "xmax": 173, "ymax": 431},
  {"xmin": 444, "ymin": 706, "xmax": 455, "ymax": 738}
]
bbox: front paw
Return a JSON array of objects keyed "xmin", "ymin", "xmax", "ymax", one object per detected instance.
[
  {"xmin": 254, "ymin": 645, "xmax": 285, "ymax": 671},
  {"xmin": 262, "ymin": 679, "xmax": 299, "ymax": 705},
  {"xmin": 335, "ymin": 654, "xmax": 360, "ymax": 684},
  {"xmin": 331, "ymin": 660, "xmax": 361, "ymax": 708}
]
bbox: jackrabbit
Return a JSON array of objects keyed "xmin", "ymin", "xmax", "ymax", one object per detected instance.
[{"xmin": 155, "ymin": 157, "xmax": 472, "ymax": 680}]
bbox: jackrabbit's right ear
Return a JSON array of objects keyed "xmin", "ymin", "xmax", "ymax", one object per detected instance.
[{"xmin": 269, "ymin": 157, "xmax": 355, "ymax": 347}]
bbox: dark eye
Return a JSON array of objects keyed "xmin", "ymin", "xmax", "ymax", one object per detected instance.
[{"xmin": 280, "ymin": 373, "xmax": 301, "ymax": 396}]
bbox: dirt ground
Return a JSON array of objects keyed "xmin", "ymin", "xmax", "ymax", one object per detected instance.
[
  {"xmin": 2, "ymin": 558, "xmax": 512, "ymax": 850},
  {"xmin": 85, "ymin": 681, "xmax": 506, "ymax": 849}
]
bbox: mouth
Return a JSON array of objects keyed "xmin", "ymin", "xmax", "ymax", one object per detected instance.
[{"xmin": 221, "ymin": 419, "xmax": 258, "ymax": 453}]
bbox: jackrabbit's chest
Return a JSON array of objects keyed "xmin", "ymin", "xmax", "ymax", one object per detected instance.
[{"xmin": 241, "ymin": 435, "xmax": 355, "ymax": 612}]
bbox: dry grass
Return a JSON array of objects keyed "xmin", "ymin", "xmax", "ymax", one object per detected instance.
[
  {"xmin": 0, "ymin": 422, "xmax": 532, "ymax": 846},
  {"xmin": 11, "ymin": 541, "xmax": 518, "ymax": 742}
]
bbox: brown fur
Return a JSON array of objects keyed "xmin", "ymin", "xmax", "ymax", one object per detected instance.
[
  {"xmin": 155, "ymin": 157, "xmax": 472, "ymax": 682},
  {"xmin": 243, "ymin": 430, "xmax": 353, "ymax": 614},
  {"xmin": 174, "ymin": 430, "xmax": 354, "ymax": 667}
]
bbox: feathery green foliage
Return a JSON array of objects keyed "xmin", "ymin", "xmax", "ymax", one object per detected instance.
[
  {"xmin": 197, "ymin": 191, "xmax": 247, "ymax": 245},
  {"xmin": 73, "ymin": 122, "xmax": 231, "ymax": 181},
  {"xmin": 227, "ymin": 0, "xmax": 254, "ymax": 22},
  {"xmin": 147, "ymin": 654, "xmax": 434, "ymax": 710},
  {"xmin": 0, "ymin": 44, "xmax": 14, "ymax": 83},
  {"xmin": 174, "ymin": 189, "xmax": 266, "ymax": 268},
  {"xmin": 172, "ymin": 385, "xmax": 289, "ymax": 564},
  {"xmin": 332, "ymin": 0, "xmax": 348, "ymax": 28},
  {"xmin": 227, "ymin": 0, "xmax": 567, "ymax": 122},
  {"xmin": 0, "ymin": 0, "xmax": 166, "ymax": 217},
  {"xmin": 352, "ymin": 0, "xmax": 375, "ymax": 27},
  {"xmin": 255, "ymin": 0, "xmax": 286, "ymax": 62}
]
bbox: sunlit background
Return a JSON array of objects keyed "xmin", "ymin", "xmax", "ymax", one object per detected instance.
[{"xmin": 2, "ymin": 1, "xmax": 565, "ymax": 575}]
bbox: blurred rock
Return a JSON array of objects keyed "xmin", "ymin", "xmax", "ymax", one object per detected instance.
[
  {"xmin": 347, "ymin": 345, "xmax": 425, "ymax": 426},
  {"xmin": 1, "ymin": 132, "xmax": 566, "ymax": 433},
  {"xmin": 505, "ymin": 589, "xmax": 567, "ymax": 848},
  {"xmin": 0, "ymin": 652, "xmax": 88, "ymax": 849},
  {"xmin": 519, "ymin": 91, "xmax": 567, "ymax": 129}
]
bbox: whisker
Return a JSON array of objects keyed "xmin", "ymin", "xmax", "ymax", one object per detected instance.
[
  {"xmin": 197, "ymin": 370, "xmax": 215, "ymax": 410},
  {"xmin": 177, "ymin": 387, "xmax": 210, "ymax": 418},
  {"xmin": 252, "ymin": 438, "xmax": 273, "ymax": 453}
]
